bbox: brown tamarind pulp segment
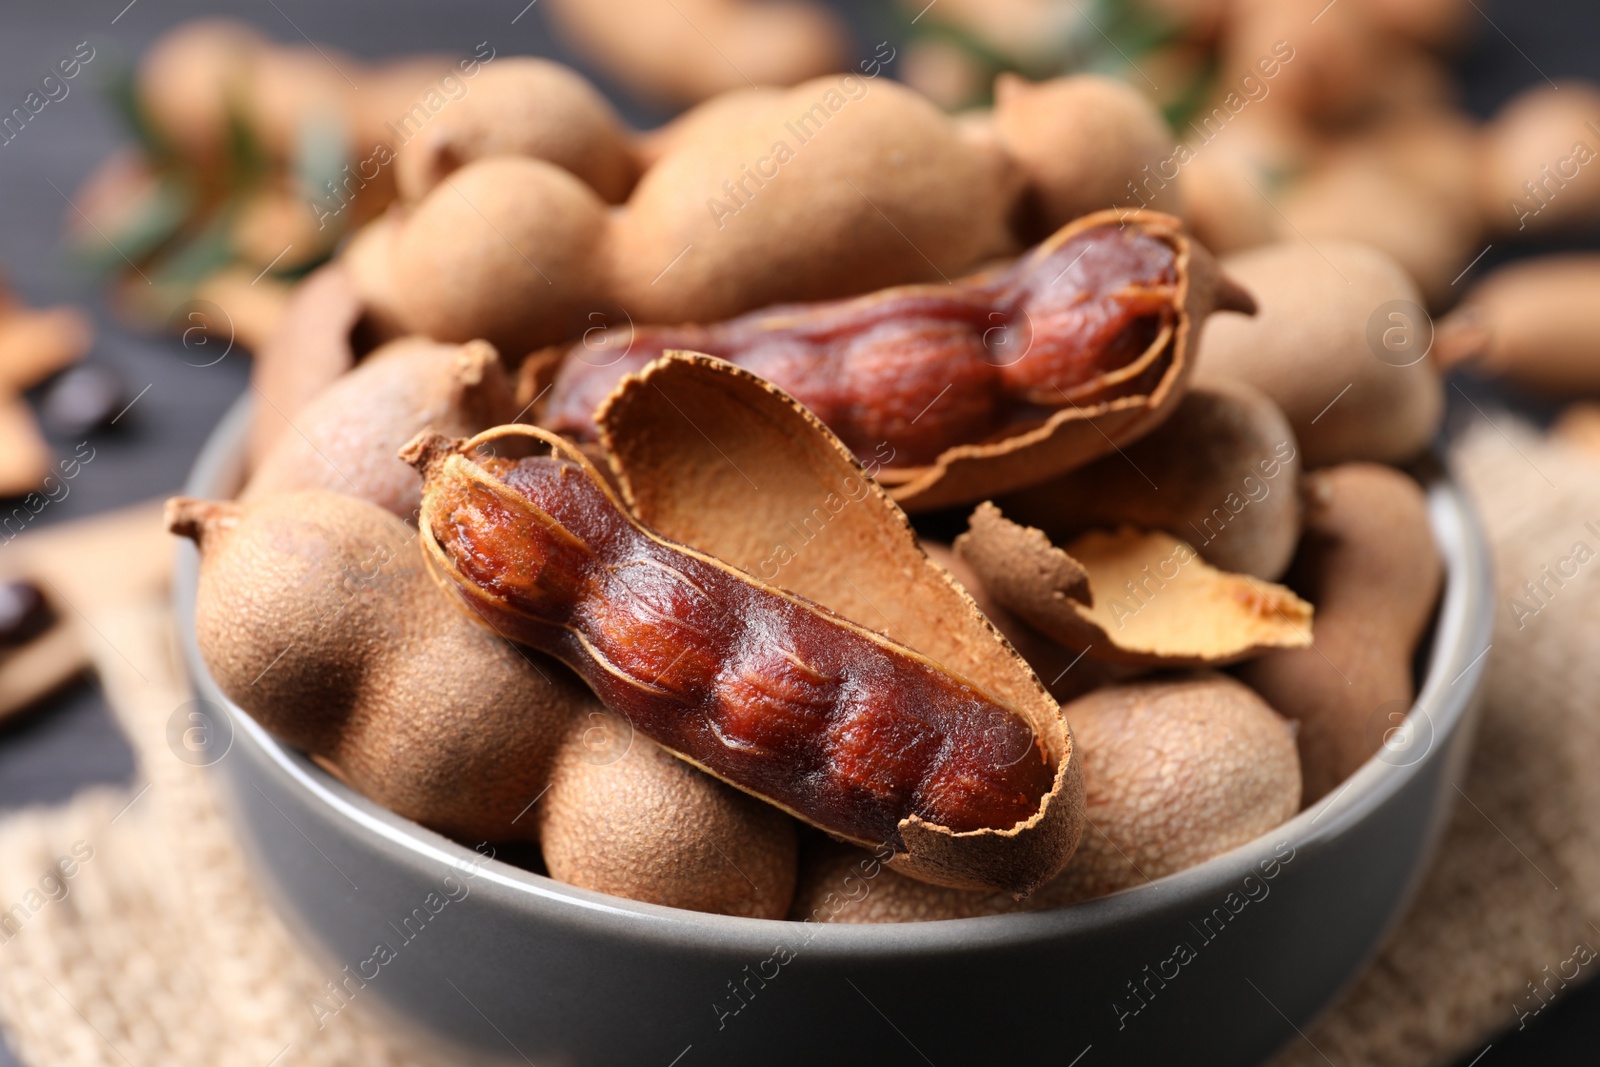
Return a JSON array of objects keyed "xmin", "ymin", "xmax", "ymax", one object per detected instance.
[
  {"xmin": 546, "ymin": 210, "xmax": 1252, "ymax": 511},
  {"xmin": 955, "ymin": 504, "xmax": 1312, "ymax": 668},
  {"xmin": 591, "ymin": 353, "xmax": 1084, "ymax": 894},
  {"xmin": 406, "ymin": 427, "xmax": 1057, "ymax": 891}
]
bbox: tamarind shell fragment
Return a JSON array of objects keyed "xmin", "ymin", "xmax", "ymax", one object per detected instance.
[
  {"xmin": 591, "ymin": 352, "xmax": 1084, "ymax": 894},
  {"xmin": 405, "ymin": 421, "xmax": 1069, "ymax": 897},
  {"xmin": 955, "ymin": 504, "xmax": 1312, "ymax": 668}
]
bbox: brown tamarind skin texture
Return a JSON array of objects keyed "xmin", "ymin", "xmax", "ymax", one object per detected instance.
[
  {"xmin": 168, "ymin": 490, "xmax": 591, "ymax": 843},
  {"xmin": 547, "ymin": 221, "xmax": 1182, "ymax": 468},
  {"xmin": 1239, "ymin": 464, "xmax": 1442, "ymax": 805},
  {"xmin": 406, "ymin": 430, "xmax": 1058, "ymax": 893}
]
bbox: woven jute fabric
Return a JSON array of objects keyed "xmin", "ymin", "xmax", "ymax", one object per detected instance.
[{"xmin": 1, "ymin": 421, "xmax": 1597, "ymax": 1066}]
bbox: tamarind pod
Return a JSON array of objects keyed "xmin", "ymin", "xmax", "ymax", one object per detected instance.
[
  {"xmin": 1436, "ymin": 255, "xmax": 1600, "ymax": 394},
  {"xmin": 404, "ymin": 425, "xmax": 1062, "ymax": 896},
  {"xmin": 548, "ymin": 212, "xmax": 1251, "ymax": 472},
  {"xmin": 243, "ymin": 338, "xmax": 518, "ymax": 519},
  {"xmin": 248, "ymin": 264, "xmax": 364, "ymax": 468}
]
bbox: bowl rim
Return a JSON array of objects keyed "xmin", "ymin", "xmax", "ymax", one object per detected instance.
[{"xmin": 178, "ymin": 395, "xmax": 1494, "ymax": 956}]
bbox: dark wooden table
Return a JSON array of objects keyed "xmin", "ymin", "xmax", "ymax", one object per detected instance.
[{"xmin": 0, "ymin": 2, "xmax": 1593, "ymax": 1063}]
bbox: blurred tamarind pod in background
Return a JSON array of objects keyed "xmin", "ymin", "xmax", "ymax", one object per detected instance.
[{"xmin": 1438, "ymin": 256, "xmax": 1600, "ymax": 395}]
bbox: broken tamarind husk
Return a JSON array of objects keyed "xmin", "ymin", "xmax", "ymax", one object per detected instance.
[
  {"xmin": 956, "ymin": 504, "xmax": 1312, "ymax": 668},
  {"xmin": 591, "ymin": 353, "xmax": 1085, "ymax": 894}
]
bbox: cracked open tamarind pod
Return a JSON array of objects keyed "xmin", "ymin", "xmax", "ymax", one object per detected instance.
[
  {"xmin": 403, "ymin": 424, "xmax": 1067, "ymax": 896},
  {"xmin": 546, "ymin": 210, "xmax": 1253, "ymax": 510}
]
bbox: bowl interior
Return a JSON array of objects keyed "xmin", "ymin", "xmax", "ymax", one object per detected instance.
[{"xmin": 177, "ymin": 395, "xmax": 1493, "ymax": 955}]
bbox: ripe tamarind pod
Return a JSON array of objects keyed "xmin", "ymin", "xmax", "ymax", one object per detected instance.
[
  {"xmin": 248, "ymin": 264, "xmax": 365, "ymax": 468},
  {"xmin": 1477, "ymin": 82, "xmax": 1600, "ymax": 237},
  {"xmin": 393, "ymin": 58, "xmax": 640, "ymax": 204},
  {"xmin": 405, "ymin": 425, "xmax": 1062, "ymax": 895},
  {"xmin": 1194, "ymin": 240, "xmax": 1443, "ymax": 467},
  {"xmin": 591, "ymin": 353, "xmax": 1084, "ymax": 893},
  {"xmin": 990, "ymin": 74, "xmax": 1179, "ymax": 241},
  {"xmin": 956, "ymin": 504, "xmax": 1312, "ymax": 668},
  {"xmin": 548, "ymin": 211, "xmax": 1253, "ymax": 510},
  {"xmin": 243, "ymin": 338, "xmax": 517, "ymax": 519},
  {"xmin": 543, "ymin": 0, "xmax": 849, "ymax": 106},
  {"xmin": 1436, "ymin": 256, "xmax": 1600, "ymax": 394},
  {"xmin": 167, "ymin": 491, "xmax": 591, "ymax": 843},
  {"xmin": 1238, "ymin": 464, "xmax": 1442, "ymax": 805},
  {"xmin": 537, "ymin": 710, "xmax": 798, "ymax": 919},
  {"xmin": 793, "ymin": 673, "xmax": 1302, "ymax": 921},
  {"xmin": 996, "ymin": 382, "xmax": 1303, "ymax": 580}
]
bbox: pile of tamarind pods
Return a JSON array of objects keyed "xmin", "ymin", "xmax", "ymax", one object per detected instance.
[{"xmin": 154, "ymin": 26, "xmax": 1489, "ymax": 922}]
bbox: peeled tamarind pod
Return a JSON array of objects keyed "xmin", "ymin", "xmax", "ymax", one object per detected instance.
[
  {"xmin": 167, "ymin": 491, "xmax": 591, "ymax": 843},
  {"xmin": 405, "ymin": 425, "xmax": 1064, "ymax": 895},
  {"xmin": 1436, "ymin": 256, "xmax": 1600, "ymax": 394},
  {"xmin": 990, "ymin": 74, "xmax": 1179, "ymax": 241},
  {"xmin": 394, "ymin": 58, "xmax": 640, "ymax": 204},
  {"xmin": 248, "ymin": 264, "xmax": 365, "ymax": 467},
  {"xmin": 996, "ymin": 381, "xmax": 1303, "ymax": 580},
  {"xmin": 1239, "ymin": 464, "xmax": 1442, "ymax": 805},
  {"xmin": 793, "ymin": 672, "xmax": 1302, "ymax": 921},
  {"xmin": 1195, "ymin": 240, "xmax": 1443, "ymax": 467},
  {"xmin": 543, "ymin": 0, "xmax": 848, "ymax": 105},
  {"xmin": 1478, "ymin": 82, "xmax": 1600, "ymax": 237},
  {"xmin": 537, "ymin": 710, "xmax": 797, "ymax": 918},
  {"xmin": 592, "ymin": 353, "xmax": 1084, "ymax": 895},
  {"xmin": 548, "ymin": 211, "xmax": 1253, "ymax": 511},
  {"xmin": 243, "ymin": 338, "xmax": 517, "ymax": 519}
]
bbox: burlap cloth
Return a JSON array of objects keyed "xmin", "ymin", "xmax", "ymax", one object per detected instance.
[{"xmin": 0, "ymin": 420, "xmax": 1596, "ymax": 1066}]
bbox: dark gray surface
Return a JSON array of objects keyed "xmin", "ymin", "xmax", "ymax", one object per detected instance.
[{"xmin": 0, "ymin": 2, "xmax": 1595, "ymax": 1064}]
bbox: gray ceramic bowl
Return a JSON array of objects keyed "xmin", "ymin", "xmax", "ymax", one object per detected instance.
[{"xmin": 176, "ymin": 397, "xmax": 1492, "ymax": 1066}]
